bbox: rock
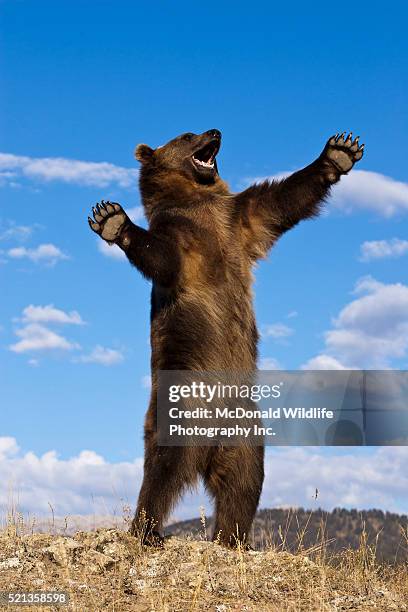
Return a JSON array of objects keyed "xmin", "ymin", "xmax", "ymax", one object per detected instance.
[
  {"xmin": 0, "ymin": 557, "xmax": 20, "ymax": 570},
  {"xmin": 81, "ymin": 550, "xmax": 116, "ymax": 574},
  {"xmin": 43, "ymin": 537, "xmax": 83, "ymax": 566},
  {"xmin": 102, "ymin": 541, "xmax": 129, "ymax": 560}
]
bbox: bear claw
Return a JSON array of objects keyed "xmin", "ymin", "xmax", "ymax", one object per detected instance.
[{"xmin": 88, "ymin": 217, "xmax": 100, "ymax": 232}]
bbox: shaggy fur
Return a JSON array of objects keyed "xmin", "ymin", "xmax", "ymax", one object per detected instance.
[{"xmin": 88, "ymin": 129, "xmax": 364, "ymax": 546}]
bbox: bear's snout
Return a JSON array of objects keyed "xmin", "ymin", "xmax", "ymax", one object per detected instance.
[{"xmin": 205, "ymin": 129, "xmax": 221, "ymax": 140}]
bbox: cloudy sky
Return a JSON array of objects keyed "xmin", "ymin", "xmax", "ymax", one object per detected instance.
[{"xmin": 0, "ymin": 1, "xmax": 407, "ymax": 523}]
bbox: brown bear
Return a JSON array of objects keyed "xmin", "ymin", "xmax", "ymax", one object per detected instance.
[{"xmin": 88, "ymin": 129, "xmax": 364, "ymax": 547}]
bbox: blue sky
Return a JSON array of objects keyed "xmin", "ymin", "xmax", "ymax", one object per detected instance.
[{"xmin": 0, "ymin": 1, "xmax": 408, "ymax": 522}]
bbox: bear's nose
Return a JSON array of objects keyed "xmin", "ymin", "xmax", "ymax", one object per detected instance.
[{"xmin": 206, "ymin": 129, "xmax": 221, "ymax": 139}]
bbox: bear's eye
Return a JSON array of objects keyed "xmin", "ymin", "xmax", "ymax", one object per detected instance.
[{"xmin": 182, "ymin": 133, "xmax": 194, "ymax": 141}]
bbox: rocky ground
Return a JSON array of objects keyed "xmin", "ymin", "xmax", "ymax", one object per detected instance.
[{"xmin": 0, "ymin": 528, "xmax": 407, "ymax": 611}]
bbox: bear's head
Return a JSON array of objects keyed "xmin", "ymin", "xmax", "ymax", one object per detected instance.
[{"xmin": 135, "ymin": 129, "xmax": 222, "ymax": 187}]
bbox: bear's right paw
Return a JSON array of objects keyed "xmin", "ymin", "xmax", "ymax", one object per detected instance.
[{"xmin": 88, "ymin": 200, "xmax": 128, "ymax": 243}]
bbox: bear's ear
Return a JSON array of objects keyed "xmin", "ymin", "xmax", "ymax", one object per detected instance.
[{"xmin": 135, "ymin": 144, "xmax": 154, "ymax": 163}]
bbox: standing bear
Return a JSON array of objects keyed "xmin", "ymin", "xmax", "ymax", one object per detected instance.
[{"xmin": 88, "ymin": 129, "xmax": 364, "ymax": 547}]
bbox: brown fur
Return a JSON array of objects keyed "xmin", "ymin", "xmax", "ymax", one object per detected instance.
[{"xmin": 88, "ymin": 129, "xmax": 363, "ymax": 547}]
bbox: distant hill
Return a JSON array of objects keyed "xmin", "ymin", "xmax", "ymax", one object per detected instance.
[{"xmin": 166, "ymin": 507, "xmax": 408, "ymax": 563}]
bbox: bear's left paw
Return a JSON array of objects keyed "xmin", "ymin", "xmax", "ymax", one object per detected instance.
[
  {"xmin": 88, "ymin": 200, "xmax": 128, "ymax": 243},
  {"xmin": 324, "ymin": 132, "xmax": 364, "ymax": 174}
]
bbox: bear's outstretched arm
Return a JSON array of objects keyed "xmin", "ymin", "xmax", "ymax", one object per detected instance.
[
  {"xmin": 235, "ymin": 133, "xmax": 364, "ymax": 260},
  {"xmin": 88, "ymin": 201, "xmax": 180, "ymax": 286}
]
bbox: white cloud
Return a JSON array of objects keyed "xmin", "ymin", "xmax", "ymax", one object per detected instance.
[
  {"xmin": 0, "ymin": 437, "xmax": 19, "ymax": 459},
  {"xmin": 21, "ymin": 304, "xmax": 84, "ymax": 325},
  {"xmin": 11, "ymin": 305, "xmax": 123, "ymax": 365},
  {"xmin": 359, "ymin": 238, "xmax": 408, "ymax": 262},
  {"xmin": 9, "ymin": 323, "xmax": 80, "ymax": 354},
  {"xmin": 8, "ymin": 243, "xmax": 68, "ymax": 265},
  {"xmin": 242, "ymin": 170, "xmax": 408, "ymax": 218},
  {"xmin": 141, "ymin": 374, "xmax": 152, "ymax": 389},
  {"xmin": 0, "ymin": 152, "xmax": 138, "ymax": 189},
  {"xmin": 10, "ymin": 305, "xmax": 84, "ymax": 354},
  {"xmin": 127, "ymin": 206, "xmax": 145, "ymax": 222},
  {"xmin": 302, "ymin": 355, "xmax": 347, "ymax": 370},
  {"xmin": 0, "ymin": 170, "xmax": 18, "ymax": 187},
  {"xmin": 303, "ymin": 277, "xmax": 408, "ymax": 369},
  {"xmin": 258, "ymin": 357, "xmax": 281, "ymax": 370},
  {"xmin": 2, "ymin": 438, "xmax": 408, "ymax": 519},
  {"xmin": 78, "ymin": 345, "xmax": 124, "ymax": 366},
  {"xmin": 0, "ymin": 437, "xmax": 143, "ymax": 516},
  {"xmin": 262, "ymin": 323, "xmax": 294, "ymax": 340},
  {"xmin": 261, "ymin": 446, "xmax": 408, "ymax": 513},
  {"xmin": 97, "ymin": 240, "xmax": 126, "ymax": 260},
  {"xmin": 0, "ymin": 223, "xmax": 34, "ymax": 242},
  {"xmin": 332, "ymin": 170, "xmax": 408, "ymax": 217}
]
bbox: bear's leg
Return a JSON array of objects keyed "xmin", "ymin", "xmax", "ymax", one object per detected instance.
[
  {"xmin": 204, "ymin": 445, "xmax": 264, "ymax": 548},
  {"xmin": 130, "ymin": 445, "xmax": 197, "ymax": 546}
]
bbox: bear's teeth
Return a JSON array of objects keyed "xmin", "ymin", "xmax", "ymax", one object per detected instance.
[{"xmin": 193, "ymin": 157, "xmax": 214, "ymax": 168}]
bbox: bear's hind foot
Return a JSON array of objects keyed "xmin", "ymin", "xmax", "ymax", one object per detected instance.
[{"xmin": 142, "ymin": 530, "xmax": 165, "ymax": 548}]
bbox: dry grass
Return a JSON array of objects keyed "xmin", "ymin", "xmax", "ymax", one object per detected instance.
[{"xmin": 0, "ymin": 510, "xmax": 407, "ymax": 611}]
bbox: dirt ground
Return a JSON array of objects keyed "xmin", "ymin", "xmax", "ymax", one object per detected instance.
[{"xmin": 0, "ymin": 528, "xmax": 407, "ymax": 611}]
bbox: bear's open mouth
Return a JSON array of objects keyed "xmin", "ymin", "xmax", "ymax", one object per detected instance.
[{"xmin": 192, "ymin": 139, "xmax": 220, "ymax": 170}]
